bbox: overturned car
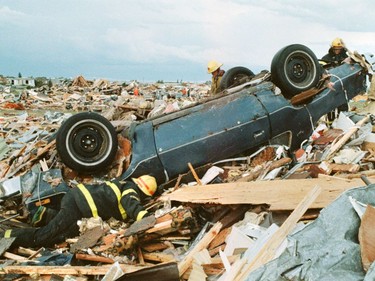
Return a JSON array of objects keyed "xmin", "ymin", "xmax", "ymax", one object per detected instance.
[{"xmin": 55, "ymin": 44, "xmax": 374, "ymax": 184}]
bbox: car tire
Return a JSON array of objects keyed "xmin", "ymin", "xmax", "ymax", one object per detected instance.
[
  {"xmin": 219, "ymin": 66, "xmax": 255, "ymax": 92},
  {"xmin": 56, "ymin": 112, "xmax": 118, "ymax": 173},
  {"xmin": 271, "ymin": 44, "xmax": 322, "ymax": 99}
]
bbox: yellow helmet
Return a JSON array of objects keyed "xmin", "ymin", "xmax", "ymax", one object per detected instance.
[
  {"xmin": 132, "ymin": 175, "xmax": 157, "ymax": 196},
  {"xmin": 331, "ymin": 38, "xmax": 345, "ymax": 48},
  {"xmin": 207, "ymin": 60, "xmax": 223, "ymax": 74}
]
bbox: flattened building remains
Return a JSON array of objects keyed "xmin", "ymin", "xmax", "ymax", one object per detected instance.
[{"xmin": 1, "ymin": 45, "xmax": 375, "ymax": 280}]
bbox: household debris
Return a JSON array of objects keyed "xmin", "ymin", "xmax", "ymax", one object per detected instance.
[
  {"xmin": 0, "ymin": 69, "xmax": 375, "ymax": 281},
  {"xmin": 242, "ymin": 182, "xmax": 375, "ymax": 281}
]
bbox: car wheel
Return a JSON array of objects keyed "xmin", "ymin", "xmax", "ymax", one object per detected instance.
[
  {"xmin": 219, "ymin": 66, "xmax": 255, "ymax": 92},
  {"xmin": 271, "ymin": 44, "xmax": 322, "ymax": 99},
  {"xmin": 56, "ymin": 112, "xmax": 118, "ymax": 173}
]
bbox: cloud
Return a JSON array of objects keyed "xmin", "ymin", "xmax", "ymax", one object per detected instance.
[
  {"xmin": 0, "ymin": 5, "xmax": 25, "ymax": 22},
  {"xmin": 0, "ymin": 0, "xmax": 374, "ymax": 81}
]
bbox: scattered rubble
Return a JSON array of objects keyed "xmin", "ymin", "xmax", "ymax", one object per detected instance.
[{"xmin": 1, "ymin": 73, "xmax": 375, "ymax": 281}]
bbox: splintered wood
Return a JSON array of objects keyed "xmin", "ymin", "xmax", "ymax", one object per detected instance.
[
  {"xmin": 178, "ymin": 222, "xmax": 222, "ymax": 277},
  {"xmin": 164, "ymin": 178, "xmax": 364, "ymax": 210},
  {"xmin": 359, "ymin": 204, "xmax": 375, "ymax": 271},
  {"xmin": 233, "ymin": 185, "xmax": 322, "ymax": 280}
]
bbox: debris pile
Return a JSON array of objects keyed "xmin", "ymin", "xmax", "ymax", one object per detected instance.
[{"xmin": 1, "ymin": 74, "xmax": 375, "ymax": 281}]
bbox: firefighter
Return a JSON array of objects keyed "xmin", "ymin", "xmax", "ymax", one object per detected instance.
[
  {"xmin": 321, "ymin": 38, "xmax": 350, "ymax": 123},
  {"xmin": 1, "ymin": 175, "xmax": 157, "ymax": 248},
  {"xmin": 207, "ymin": 60, "xmax": 225, "ymax": 95},
  {"xmin": 321, "ymin": 37, "xmax": 348, "ymax": 67}
]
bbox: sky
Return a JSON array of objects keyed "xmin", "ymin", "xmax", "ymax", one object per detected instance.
[{"xmin": 1, "ymin": 0, "xmax": 375, "ymax": 83}]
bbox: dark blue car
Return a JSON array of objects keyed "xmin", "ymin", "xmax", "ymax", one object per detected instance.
[{"xmin": 55, "ymin": 44, "xmax": 373, "ymax": 184}]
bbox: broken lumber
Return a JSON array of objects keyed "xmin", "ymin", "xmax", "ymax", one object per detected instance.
[
  {"xmin": 0, "ymin": 264, "xmax": 147, "ymax": 276},
  {"xmin": 324, "ymin": 115, "xmax": 370, "ymax": 160},
  {"xmin": 208, "ymin": 227, "xmax": 232, "ymax": 250},
  {"xmin": 188, "ymin": 162, "xmax": 202, "ymax": 185},
  {"xmin": 163, "ymin": 178, "xmax": 364, "ymax": 210},
  {"xmin": 3, "ymin": 252, "xmax": 28, "ymax": 262},
  {"xmin": 137, "ymin": 247, "xmax": 145, "ymax": 265},
  {"xmin": 359, "ymin": 205, "xmax": 375, "ymax": 271},
  {"xmin": 234, "ymin": 185, "xmax": 321, "ymax": 280},
  {"xmin": 16, "ymin": 247, "xmax": 43, "ymax": 259},
  {"xmin": 178, "ymin": 222, "xmax": 222, "ymax": 277},
  {"xmin": 143, "ymin": 252, "xmax": 176, "ymax": 263},
  {"xmin": 335, "ymin": 169, "xmax": 375, "ymax": 179},
  {"xmin": 327, "ymin": 163, "xmax": 360, "ymax": 174},
  {"xmin": 75, "ymin": 253, "xmax": 114, "ymax": 264}
]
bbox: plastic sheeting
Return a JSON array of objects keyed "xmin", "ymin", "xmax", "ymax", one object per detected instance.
[{"xmin": 246, "ymin": 183, "xmax": 375, "ymax": 281}]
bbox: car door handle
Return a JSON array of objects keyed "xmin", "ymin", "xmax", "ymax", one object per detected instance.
[{"xmin": 254, "ymin": 130, "xmax": 265, "ymax": 139}]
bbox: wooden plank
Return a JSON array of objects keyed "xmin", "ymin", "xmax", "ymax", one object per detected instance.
[
  {"xmin": 188, "ymin": 162, "xmax": 202, "ymax": 185},
  {"xmin": 234, "ymin": 185, "xmax": 321, "ymax": 280},
  {"xmin": 3, "ymin": 251, "xmax": 28, "ymax": 261},
  {"xmin": 324, "ymin": 115, "xmax": 370, "ymax": 160},
  {"xmin": 208, "ymin": 227, "xmax": 232, "ymax": 250},
  {"xmin": 336, "ymin": 169, "xmax": 375, "ymax": 179},
  {"xmin": 16, "ymin": 247, "xmax": 42, "ymax": 259},
  {"xmin": 145, "ymin": 219, "xmax": 173, "ymax": 234},
  {"xmin": 137, "ymin": 247, "xmax": 145, "ymax": 265},
  {"xmin": 0, "ymin": 264, "xmax": 148, "ymax": 275},
  {"xmin": 141, "ymin": 242, "xmax": 169, "ymax": 252},
  {"xmin": 75, "ymin": 253, "xmax": 114, "ymax": 264},
  {"xmin": 328, "ymin": 163, "xmax": 360, "ymax": 174},
  {"xmin": 143, "ymin": 252, "xmax": 176, "ymax": 263},
  {"xmin": 359, "ymin": 205, "xmax": 375, "ymax": 271},
  {"xmin": 178, "ymin": 222, "xmax": 222, "ymax": 277},
  {"xmin": 162, "ymin": 178, "xmax": 364, "ymax": 211},
  {"xmin": 208, "ymin": 244, "xmax": 225, "ymax": 257}
]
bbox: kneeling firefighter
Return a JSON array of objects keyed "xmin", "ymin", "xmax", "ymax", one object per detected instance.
[{"xmin": 1, "ymin": 175, "xmax": 158, "ymax": 248}]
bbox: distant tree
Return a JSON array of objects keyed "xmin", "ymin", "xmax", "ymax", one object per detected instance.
[
  {"xmin": 18, "ymin": 72, "xmax": 22, "ymax": 78},
  {"xmin": 34, "ymin": 77, "xmax": 46, "ymax": 88},
  {"xmin": 48, "ymin": 79, "xmax": 53, "ymax": 88}
]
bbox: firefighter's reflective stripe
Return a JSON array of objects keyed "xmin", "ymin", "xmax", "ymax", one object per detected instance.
[
  {"xmin": 105, "ymin": 181, "xmax": 127, "ymax": 220},
  {"xmin": 77, "ymin": 184, "xmax": 98, "ymax": 217},
  {"xmin": 130, "ymin": 195, "xmax": 139, "ymax": 201},
  {"xmin": 136, "ymin": 210, "xmax": 148, "ymax": 221},
  {"xmin": 122, "ymin": 189, "xmax": 139, "ymax": 200},
  {"xmin": 4, "ymin": 230, "xmax": 11, "ymax": 238}
]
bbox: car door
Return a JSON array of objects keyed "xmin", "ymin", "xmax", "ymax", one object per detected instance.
[{"xmin": 153, "ymin": 88, "xmax": 271, "ymax": 180}]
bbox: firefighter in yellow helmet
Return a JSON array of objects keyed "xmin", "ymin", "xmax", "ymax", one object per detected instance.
[
  {"xmin": 0, "ymin": 175, "xmax": 158, "ymax": 248},
  {"xmin": 321, "ymin": 38, "xmax": 349, "ymax": 122},
  {"xmin": 207, "ymin": 60, "xmax": 225, "ymax": 95},
  {"xmin": 321, "ymin": 38, "xmax": 348, "ymax": 67}
]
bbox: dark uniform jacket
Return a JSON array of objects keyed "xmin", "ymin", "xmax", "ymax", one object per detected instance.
[
  {"xmin": 321, "ymin": 47, "xmax": 350, "ymax": 121},
  {"xmin": 73, "ymin": 179, "xmax": 148, "ymax": 222},
  {"xmin": 2, "ymin": 180, "xmax": 150, "ymax": 248},
  {"xmin": 211, "ymin": 69, "xmax": 225, "ymax": 94},
  {"xmin": 321, "ymin": 47, "xmax": 348, "ymax": 67}
]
